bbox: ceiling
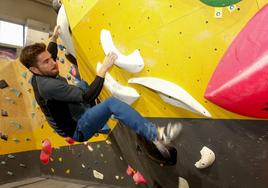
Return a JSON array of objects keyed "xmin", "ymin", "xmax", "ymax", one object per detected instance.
[{"xmin": 29, "ymin": 0, "xmax": 54, "ymax": 7}]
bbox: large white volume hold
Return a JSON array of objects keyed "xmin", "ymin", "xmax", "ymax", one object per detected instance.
[
  {"xmin": 178, "ymin": 177, "xmax": 190, "ymax": 188},
  {"xmin": 97, "ymin": 62, "xmax": 140, "ymax": 105},
  {"xmin": 195, "ymin": 146, "xmax": 215, "ymax": 169},
  {"xmin": 128, "ymin": 77, "xmax": 211, "ymax": 117},
  {"xmin": 57, "ymin": 5, "xmax": 76, "ymax": 57},
  {"xmin": 100, "ymin": 29, "xmax": 144, "ymax": 73}
]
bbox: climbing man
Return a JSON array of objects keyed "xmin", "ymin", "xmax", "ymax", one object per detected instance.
[{"xmin": 19, "ymin": 25, "xmax": 181, "ymax": 160}]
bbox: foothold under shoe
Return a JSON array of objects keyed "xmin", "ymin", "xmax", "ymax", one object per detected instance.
[{"xmin": 0, "ymin": 80, "xmax": 8, "ymax": 89}]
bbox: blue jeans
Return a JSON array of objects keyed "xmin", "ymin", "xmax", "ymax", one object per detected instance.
[{"xmin": 72, "ymin": 97, "xmax": 157, "ymax": 142}]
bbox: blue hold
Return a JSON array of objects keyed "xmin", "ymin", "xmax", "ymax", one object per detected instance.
[
  {"xmin": 58, "ymin": 44, "xmax": 65, "ymax": 51},
  {"xmin": 60, "ymin": 58, "xmax": 65, "ymax": 64}
]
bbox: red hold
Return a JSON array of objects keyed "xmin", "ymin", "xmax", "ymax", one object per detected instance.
[
  {"xmin": 40, "ymin": 151, "xmax": 50, "ymax": 165},
  {"xmin": 42, "ymin": 139, "xmax": 52, "ymax": 155},
  {"xmin": 65, "ymin": 137, "xmax": 75, "ymax": 144},
  {"xmin": 133, "ymin": 171, "xmax": 148, "ymax": 185}
]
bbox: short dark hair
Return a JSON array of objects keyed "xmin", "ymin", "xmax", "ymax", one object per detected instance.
[{"xmin": 19, "ymin": 43, "xmax": 46, "ymax": 69}]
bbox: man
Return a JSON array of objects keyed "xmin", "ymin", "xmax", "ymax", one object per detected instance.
[{"xmin": 19, "ymin": 26, "xmax": 181, "ymax": 159}]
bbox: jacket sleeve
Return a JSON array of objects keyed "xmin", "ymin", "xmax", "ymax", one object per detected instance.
[{"xmin": 38, "ymin": 76, "xmax": 104, "ymax": 103}]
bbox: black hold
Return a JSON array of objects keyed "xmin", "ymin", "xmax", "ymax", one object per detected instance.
[
  {"xmin": 153, "ymin": 181, "xmax": 163, "ymax": 188},
  {"xmin": 0, "ymin": 80, "xmax": 8, "ymax": 89},
  {"xmin": 237, "ymin": 7, "xmax": 240, "ymax": 11},
  {"xmin": 1, "ymin": 110, "xmax": 8, "ymax": 117},
  {"xmin": 214, "ymin": 48, "xmax": 218, "ymax": 51},
  {"xmin": 0, "ymin": 133, "xmax": 8, "ymax": 141},
  {"xmin": 25, "ymin": 138, "xmax": 31, "ymax": 141},
  {"xmin": 136, "ymin": 144, "xmax": 142, "ymax": 152}
]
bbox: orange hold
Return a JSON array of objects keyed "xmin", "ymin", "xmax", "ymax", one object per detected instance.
[{"xmin": 126, "ymin": 165, "xmax": 135, "ymax": 176}]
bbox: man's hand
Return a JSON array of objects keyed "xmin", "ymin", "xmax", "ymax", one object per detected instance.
[
  {"xmin": 97, "ymin": 52, "xmax": 118, "ymax": 78},
  {"xmin": 51, "ymin": 25, "xmax": 61, "ymax": 42}
]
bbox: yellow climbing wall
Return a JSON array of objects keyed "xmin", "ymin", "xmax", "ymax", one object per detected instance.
[
  {"xmin": 62, "ymin": 0, "xmax": 268, "ymax": 120},
  {"xmin": 0, "ymin": 39, "xmax": 111, "ymax": 155}
]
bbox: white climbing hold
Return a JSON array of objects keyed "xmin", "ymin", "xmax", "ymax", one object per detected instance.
[
  {"xmin": 7, "ymin": 154, "xmax": 15, "ymax": 159},
  {"xmin": 93, "ymin": 170, "xmax": 104, "ymax": 180},
  {"xmin": 178, "ymin": 177, "xmax": 189, "ymax": 188},
  {"xmin": 87, "ymin": 145, "xmax": 94, "ymax": 152},
  {"xmin": 195, "ymin": 146, "xmax": 215, "ymax": 169},
  {"xmin": 105, "ymin": 140, "xmax": 112, "ymax": 145},
  {"xmin": 128, "ymin": 77, "xmax": 211, "ymax": 117},
  {"xmin": 97, "ymin": 62, "xmax": 140, "ymax": 105},
  {"xmin": 19, "ymin": 163, "xmax": 26, "ymax": 168},
  {"xmin": 100, "ymin": 29, "xmax": 144, "ymax": 73},
  {"xmin": 115, "ymin": 175, "xmax": 120, "ymax": 180},
  {"xmin": 7, "ymin": 171, "xmax": 13, "ymax": 176},
  {"xmin": 57, "ymin": 5, "xmax": 76, "ymax": 57}
]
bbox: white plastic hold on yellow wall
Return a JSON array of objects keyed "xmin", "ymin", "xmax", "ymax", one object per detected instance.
[
  {"xmin": 57, "ymin": 5, "xmax": 76, "ymax": 57},
  {"xmin": 97, "ymin": 62, "xmax": 140, "ymax": 105},
  {"xmin": 100, "ymin": 29, "xmax": 144, "ymax": 73},
  {"xmin": 128, "ymin": 77, "xmax": 211, "ymax": 117}
]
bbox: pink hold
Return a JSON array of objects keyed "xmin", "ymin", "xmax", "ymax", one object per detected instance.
[
  {"xmin": 126, "ymin": 165, "xmax": 135, "ymax": 176},
  {"xmin": 65, "ymin": 137, "xmax": 75, "ymax": 145},
  {"xmin": 42, "ymin": 139, "xmax": 52, "ymax": 155},
  {"xmin": 40, "ymin": 150, "xmax": 50, "ymax": 165},
  {"xmin": 71, "ymin": 66, "xmax": 77, "ymax": 77},
  {"xmin": 133, "ymin": 171, "xmax": 148, "ymax": 185}
]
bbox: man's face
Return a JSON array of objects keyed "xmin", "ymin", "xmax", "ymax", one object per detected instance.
[{"xmin": 35, "ymin": 50, "xmax": 59, "ymax": 77}]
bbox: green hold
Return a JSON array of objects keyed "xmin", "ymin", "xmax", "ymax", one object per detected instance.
[
  {"xmin": 200, "ymin": 0, "xmax": 241, "ymax": 7},
  {"xmin": 21, "ymin": 71, "xmax": 27, "ymax": 79}
]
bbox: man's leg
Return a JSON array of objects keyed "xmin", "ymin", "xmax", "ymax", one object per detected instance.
[{"xmin": 73, "ymin": 97, "xmax": 157, "ymax": 142}]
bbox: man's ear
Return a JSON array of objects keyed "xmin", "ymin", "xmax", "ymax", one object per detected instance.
[{"xmin": 29, "ymin": 66, "xmax": 41, "ymax": 75}]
